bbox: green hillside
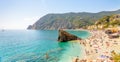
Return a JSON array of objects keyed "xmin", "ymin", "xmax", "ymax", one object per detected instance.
[
  {"xmin": 87, "ymin": 14, "xmax": 120, "ymax": 29},
  {"xmin": 27, "ymin": 9, "xmax": 120, "ymax": 30}
]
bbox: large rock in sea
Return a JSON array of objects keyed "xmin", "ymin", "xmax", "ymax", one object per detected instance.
[{"xmin": 58, "ymin": 30, "xmax": 81, "ymax": 42}]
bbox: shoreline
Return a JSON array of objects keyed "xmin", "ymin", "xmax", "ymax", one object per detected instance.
[{"xmin": 74, "ymin": 30, "xmax": 120, "ymax": 62}]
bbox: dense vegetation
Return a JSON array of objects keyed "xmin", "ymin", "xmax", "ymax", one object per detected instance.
[
  {"xmin": 111, "ymin": 51, "xmax": 120, "ymax": 62},
  {"xmin": 27, "ymin": 9, "xmax": 120, "ymax": 30},
  {"xmin": 87, "ymin": 14, "xmax": 120, "ymax": 29},
  {"xmin": 95, "ymin": 14, "xmax": 120, "ymax": 28}
]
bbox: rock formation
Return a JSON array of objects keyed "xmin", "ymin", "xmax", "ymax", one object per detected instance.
[{"xmin": 58, "ymin": 30, "xmax": 81, "ymax": 42}]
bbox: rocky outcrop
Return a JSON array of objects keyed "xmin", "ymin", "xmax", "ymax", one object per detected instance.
[{"xmin": 58, "ymin": 30, "xmax": 81, "ymax": 42}]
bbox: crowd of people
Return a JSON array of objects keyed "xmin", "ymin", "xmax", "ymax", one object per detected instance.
[{"xmin": 73, "ymin": 30, "xmax": 120, "ymax": 62}]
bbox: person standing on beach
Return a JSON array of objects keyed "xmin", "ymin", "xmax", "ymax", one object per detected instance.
[{"xmin": 106, "ymin": 42, "xmax": 110, "ymax": 48}]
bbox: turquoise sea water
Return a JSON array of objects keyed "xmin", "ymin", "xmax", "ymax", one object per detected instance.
[{"xmin": 0, "ymin": 30, "xmax": 90, "ymax": 62}]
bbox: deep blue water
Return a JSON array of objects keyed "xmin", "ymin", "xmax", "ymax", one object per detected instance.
[{"xmin": 0, "ymin": 30, "xmax": 90, "ymax": 62}]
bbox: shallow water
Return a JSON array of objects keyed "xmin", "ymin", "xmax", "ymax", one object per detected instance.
[{"xmin": 0, "ymin": 30, "xmax": 90, "ymax": 62}]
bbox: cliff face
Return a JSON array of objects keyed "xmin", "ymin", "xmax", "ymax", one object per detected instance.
[
  {"xmin": 58, "ymin": 30, "xmax": 81, "ymax": 42},
  {"xmin": 27, "ymin": 9, "xmax": 120, "ymax": 30}
]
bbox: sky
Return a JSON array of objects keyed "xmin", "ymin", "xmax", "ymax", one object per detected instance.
[{"xmin": 0, "ymin": 0, "xmax": 120, "ymax": 29}]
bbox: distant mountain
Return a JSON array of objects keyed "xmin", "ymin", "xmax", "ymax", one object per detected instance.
[{"xmin": 27, "ymin": 9, "xmax": 120, "ymax": 30}]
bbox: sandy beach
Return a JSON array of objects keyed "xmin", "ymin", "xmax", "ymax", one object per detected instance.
[{"xmin": 74, "ymin": 30, "xmax": 120, "ymax": 62}]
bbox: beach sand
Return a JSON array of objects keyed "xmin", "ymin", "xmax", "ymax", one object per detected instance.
[{"xmin": 75, "ymin": 30, "xmax": 120, "ymax": 62}]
